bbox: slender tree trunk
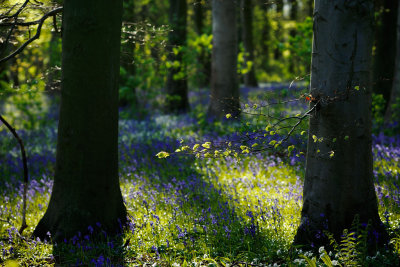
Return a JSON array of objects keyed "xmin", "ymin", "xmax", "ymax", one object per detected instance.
[
  {"xmin": 193, "ymin": 0, "xmax": 211, "ymax": 88},
  {"xmin": 241, "ymin": 0, "xmax": 258, "ymax": 87},
  {"xmin": 307, "ymin": 0, "xmax": 314, "ymax": 17},
  {"xmin": 165, "ymin": 0, "xmax": 189, "ymax": 113},
  {"xmin": 208, "ymin": 0, "xmax": 240, "ymax": 119},
  {"xmin": 259, "ymin": 0, "xmax": 270, "ymax": 72},
  {"xmin": 193, "ymin": 0, "xmax": 203, "ymax": 34},
  {"xmin": 276, "ymin": 0, "xmax": 283, "ymax": 14},
  {"xmin": 373, "ymin": 0, "xmax": 398, "ymax": 110},
  {"xmin": 289, "ymin": 0, "xmax": 298, "ymax": 74},
  {"xmin": 294, "ymin": 0, "xmax": 387, "ymax": 248},
  {"xmin": 274, "ymin": 1, "xmax": 283, "ymax": 60},
  {"xmin": 34, "ymin": 0, "xmax": 127, "ymax": 242},
  {"xmin": 385, "ymin": 2, "xmax": 400, "ymax": 123}
]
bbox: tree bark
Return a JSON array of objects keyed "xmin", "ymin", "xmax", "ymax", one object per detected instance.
[
  {"xmin": 307, "ymin": 0, "xmax": 314, "ymax": 17},
  {"xmin": 259, "ymin": 0, "xmax": 270, "ymax": 72},
  {"xmin": 34, "ymin": 0, "xmax": 127, "ymax": 242},
  {"xmin": 240, "ymin": 0, "xmax": 258, "ymax": 87},
  {"xmin": 288, "ymin": 0, "xmax": 298, "ymax": 74},
  {"xmin": 165, "ymin": 0, "xmax": 189, "ymax": 113},
  {"xmin": 276, "ymin": 0, "xmax": 283, "ymax": 14},
  {"xmin": 294, "ymin": 0, "xmax": 387, "ymax": 249},
  {"xmin": 193, "ymin": 0, "xmax": 204, "ymax": 34},
  {"xmin": 373, "ymin": 0, "xmax": 398, "ymax": 109},
  {"xmin": 208, "ymin": 0, "xmax": 240, "ymax": 119},
  {"xmin": 385, "ymin": 2, "xmax": 400, "ymax": 123},
  {"xmin": 193, "ymin": 0, "xmax": 211, "ymax": 88}
]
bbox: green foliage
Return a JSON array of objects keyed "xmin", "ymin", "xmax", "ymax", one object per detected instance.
[
  {"xmin": 286, "ymin": 17, "xmax": 313, "ymax": 76},
  {"xmin": 372, "ymin": 93, "xmax": 386, "ymax": 127}
]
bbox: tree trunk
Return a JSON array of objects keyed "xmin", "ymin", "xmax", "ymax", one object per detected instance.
[
  {"xmin": 276, "ymin": 0, "xmax": 283, "ymax": 14},
  {"xmin": 385, "ymin": 2, "xmax": 400, "ymax": 123},
  {"xmin": 294, "ymin": 0, "xmax": 387, "ymax": 249},
  {"xmin": 288, "ymin": 0, "xmax": 298, "ymax": 74},
  {"xmin": 208, "ymin": 0, "xmax": 240, "ymax": 119},
  {"xmin": 193, "ymin": 0, "xmax": 204, "ymax": 34},
  {"xmin": 34, "ymin": 0, "xmax": 127, "ymax": 242},
  {"xmin": 165, "ymin": 0, "xmax": 189, "ymax": 113},
  {"xmin": 373, "ymin": 0, "xmax": 398, "ymax": 110},
  {"xmin": 259, "ymin": 0, "xmax": 270, "ymax": 72},
  {"xmin": 193, "ymin": 0, "xmax": 211, "ymax": 88},
  {"xmin": 307, "ymin": 0, "xmax": 314, "ymax": 17},
  {"xmin": 240, "ymin": 0, "xmax": 258, "ymax": 87}
]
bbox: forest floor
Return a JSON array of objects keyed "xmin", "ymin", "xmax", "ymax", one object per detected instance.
[{"xmin": 0, "ymin": 84, "xmax": 399, "ymax": 266}]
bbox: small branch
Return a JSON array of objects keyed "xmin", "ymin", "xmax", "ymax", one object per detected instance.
[
  {"xmin": 0, "ymin": 7, "xmax": 63, "ymax": 64},
  {"xmin": 0, "ymin": 115, "xmax": 28, "ymax": 234},
  {"xmin": 0, "ymin": 0, "xmax": 30, "ymax": 20}
]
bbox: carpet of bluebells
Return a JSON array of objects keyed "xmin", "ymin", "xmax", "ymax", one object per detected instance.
[{"xmin": 0, "ymin": 84, "xmax": 400, "ymax": 266}]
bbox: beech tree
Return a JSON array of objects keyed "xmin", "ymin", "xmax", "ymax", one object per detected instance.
[
  {"xmin": 240, "ymin": 0, "xmax": 258, "ymax": 87},
  {"xmin": 165, "ymin": 0, "xmax": 189, "ymax": 113},
  {"xmin": 208, "ymin": 0, "xmax": 240, "ymax": 119},
  {"xmin": 34, "ymin": 0, "xmax": 127, "ymax": 241},
  {"xmin": 294, "ymin": 0, "xmax": 387, "ymax": 247}
]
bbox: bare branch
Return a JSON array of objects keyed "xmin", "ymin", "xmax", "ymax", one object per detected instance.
[
  {"xmin": 0, "ymin": 7, "xmax": 63, "ymax": 64},
  {"xmin": 0, "ymin": 115, "xmax": 28, "ymax": 234},
  {"xmin": 0, "ymin": 0, "xmax": 30, "ymax": 20}
]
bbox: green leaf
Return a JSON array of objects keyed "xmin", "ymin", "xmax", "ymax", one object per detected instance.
[
  {"xmin": 156, "ymin": 151, "xmax": 170, "ymax": 158},
  {"xmin": 193, "ymin": 144, "xmax": 200, "ymax": 151},
  {"xmin": 312, "ymin": 135, "xmax": 318, "ymax": 142},
  {"xmin": 202, "ymin": 142, "xmax": 211, "ymax": 149}
]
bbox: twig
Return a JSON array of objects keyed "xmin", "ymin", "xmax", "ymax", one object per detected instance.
[{"xmin": 0, "ymin": 115, "xmax": 28, "ymax": 234}]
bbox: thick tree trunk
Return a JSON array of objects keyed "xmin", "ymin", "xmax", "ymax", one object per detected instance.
[
  {"xmin": 385, "ymin": 2, "xmax": 400, "ymax": 123},
  {"xmin": 208, "ymin": 0, "xmax": 240, "ymax": 119},
  {"xmin": 295, "ymin": 0, "xmax": 387, "ymax": 248},
  {"xmin": 240, "ymin": 0, "xmax": 258, "ymax": 87},
  {"xmin": 165, "ymin": 0, "xmax": 189, "ymax": 113},
  {"xmin": 34, "ymin": 0, "xmax": 127, "ymax": 242},
  {"xmin": 373, "ymin": 0, "xmax": 398, "ymax": 109}
]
